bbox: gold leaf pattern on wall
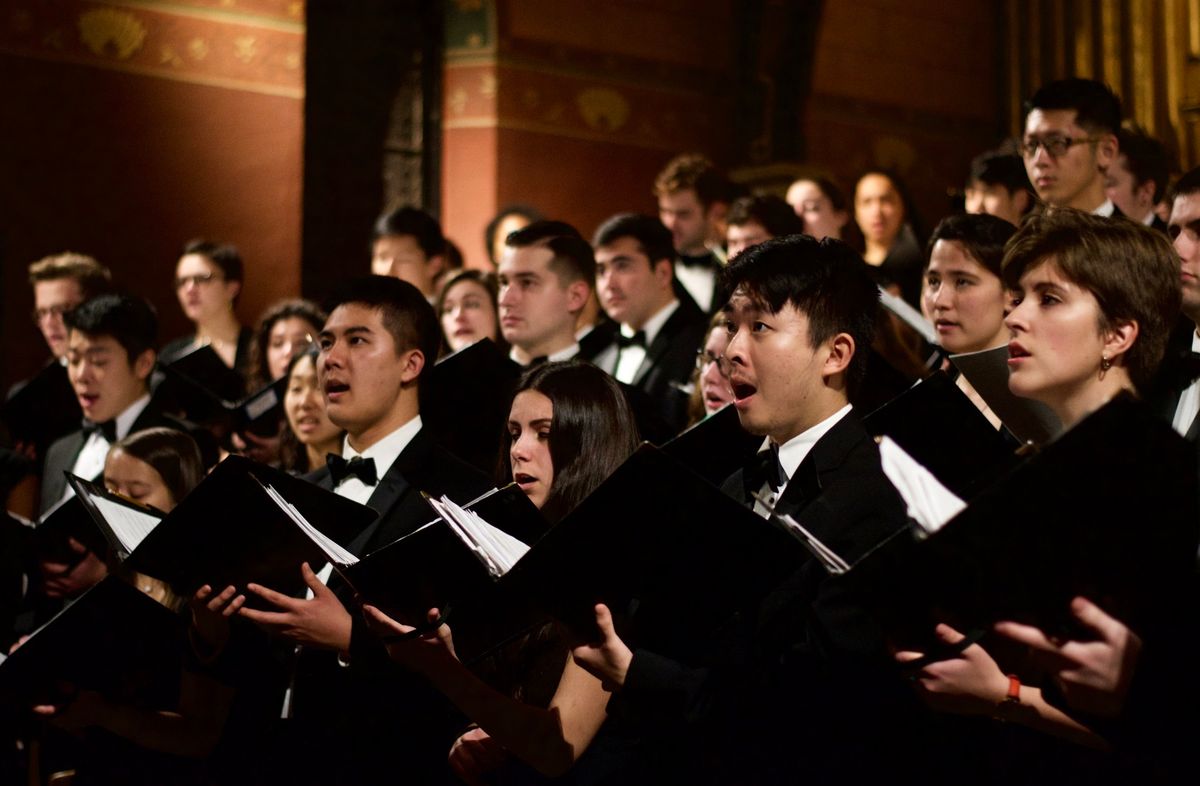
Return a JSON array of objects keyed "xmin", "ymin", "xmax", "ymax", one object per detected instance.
[
  {"xmin": 284, "ymin": 50, "xmax": 300, "ymax": 70},
  {"xmin": 233, "ymin": 35, "xmax": 257, "ymax": 63},
  {"xmin": 187, "ymin": 37, "xmax": 208, "ymax": 60},
  {"xmin": 449, "ymin": 86, "xmax": 468, "ymax": 114},
  {"xmin": 479, "ymin": 72, "xmax": 496, "ymax": 98},
  {"xmin": 576, "ymin": 87, "xmax": 630, "ymax": 132},
  {"xmin": 160, "ymin": 44, "xmax": 183, "ymax": 66},
  {"xmin": 77, "ymin": 8, "xmax": 146, "ymax": 60}
]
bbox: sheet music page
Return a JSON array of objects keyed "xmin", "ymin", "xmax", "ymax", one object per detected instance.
[
  {"xmin": 429, "ymin": 495, "xmax": 532, "ymax": 578},
  {"xmin": 451, "ymin": 503, "xmax": 529, "ymax": 573},
  {"xmin": 877, "ymin": 437, "xmax": 965, "ymax": 534},
  {"xmin": 89, "ymin": 495, "xmax": 162, "ymax": 552},
  {"xmin": 427, "ymin": 496, "xmax": 502, "ymax": 577},
  {"xmin": 262, "ymin": 484, "xmax": 358, "ymax": 567}
]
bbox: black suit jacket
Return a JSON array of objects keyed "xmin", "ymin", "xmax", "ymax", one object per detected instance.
[
  {"xmin": 609, "ymin": 412, "xmax": 930, "ymax": 784},
  {"xmin": 38, "ymin": 395, "xmax": 185, "ymax": 515},
  {"xmin": 286, "ymin": 426, "xmax": 491, "ymax": 786},
  {"xmin": 596, "ymin": 299, "xmax": 709, "ymax": 436}
]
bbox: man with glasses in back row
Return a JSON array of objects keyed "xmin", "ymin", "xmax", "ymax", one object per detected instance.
[{"xmin": 1021, "ymin": 77, "xmax": 1123, "ymax": 216}]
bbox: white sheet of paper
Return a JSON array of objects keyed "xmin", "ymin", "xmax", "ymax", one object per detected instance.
[{"xmin": 877, "ymin": 436, "xmax": 966, "ymax": 534}]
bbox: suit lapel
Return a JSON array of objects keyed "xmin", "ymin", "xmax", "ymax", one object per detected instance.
[
  {"xmin": 345, "ymin": 428, "xmax": 432, "ymax": 555},
  {"xmin": 632, "ymin": 303, "xmax": 692, "ymax": 385}
]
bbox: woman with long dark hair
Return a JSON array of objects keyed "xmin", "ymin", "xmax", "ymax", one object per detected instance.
[{"xmin": 362, "ymin": 360, "xmax": 639, "ymax": 781}]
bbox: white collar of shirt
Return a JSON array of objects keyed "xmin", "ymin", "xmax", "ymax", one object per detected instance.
[
  {"xmin": 1172, "ymin": 333, "xmax": 1200, "ymax": 436},
  {"xmin": 622, "ymin": 299, "xmax": 679, "ymax": 346},
  {"xmin": 336, "ymin": 415, "xmax": 422, "ymax": 501},
  {"xmin": 771, "ymin": 403, "xmax": 853, "ymax": 486},
  {"xmin": 1140, "ymin": 210, "xmax": 1156, "ymax": 227},
  {"xmin": 675, "ymin": 264, "xmax": 715, "ymax": 312},
  {"xmin": 1092, "ymin": 199, "xmax": 1116, "ymax": 217},
  {"xmin": 508, "ymin": 341, "xmax": 580, "ymax": 366},
  {"xmin": 63, "ymin": 393, "xmax": 152, "ymax": 503},
  {"xmin": 114, "ymin": 393, "xmax": 152, "ymax": 440}
]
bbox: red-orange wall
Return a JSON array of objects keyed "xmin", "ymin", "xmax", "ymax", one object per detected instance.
[{"xmin": 0, "ymin": 1, "xmax": 303, "ymax": 391}]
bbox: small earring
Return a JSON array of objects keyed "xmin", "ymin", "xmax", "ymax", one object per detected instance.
[{"xmin": 1100, "ymin": 355, "xmax": 1113, "ymax": 373}]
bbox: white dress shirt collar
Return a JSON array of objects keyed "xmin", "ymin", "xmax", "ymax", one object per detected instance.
[{"xmin": 622, "ymin": 298, "xmax": 679, "ymax": 346}]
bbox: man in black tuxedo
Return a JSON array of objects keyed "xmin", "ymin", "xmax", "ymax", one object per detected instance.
[
  {"xmin": 4, "ymin": 254, "xmax": 110, "ymax": 467},
  {"xmin": 40, "ymin": 294, "xmax": 174, "ymax": 513},
  {"xmin": 237, "ymin": 275, "xmax": 490, "ymax": 785},
  {"xmin": 1107, "ymin": 127, "xmax": 1172, "ymax": 233},
  {"xmin": 592, "ymin": 213, "xmax": 709, "ymax": 436},
  {"xmin": 1151, "ymin": 167, "xmax": 1200, "ymax": 439},
  {"xmin": 654, "ymin": 153, "xmax": 738, "ymax": 313},
  {"xmin": 1021, "ymin": 78, "xmax": 1123, "ymax": 216},
  {"xmin": 31, "ymin": 295, "xmax": 181, "ymax": 620},
  {"xmin": 570, "ymin": 236, "xmax": 927, "ymax": 783}
]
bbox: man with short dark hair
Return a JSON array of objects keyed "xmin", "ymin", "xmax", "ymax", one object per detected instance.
[
  {"xmin": 725, "ymin": 195, "xmax": 805, "ymax": 259},
  {"xmin": 497, "ymin": 220, "xmax": 595, "ymax": 366},
  {"xmin": 40, "ymin": 294, "xmax": 170, "ymax": 513},
  {"xmin": 1156, "ymin": 167, "xmax": 1200, "ymax": 438},
  {"xmin": 592, "ymin": 213, "xmax": 709, "ymax": 434},
  {"xmin": 1107, "ymin": 127, "xmax": 1171, "ymax": 232},
  {"xmin": 371, "ymin": 206, "xmax": 447, "ymax": 300},
  {"xmin": 572, "ymin": 236, "xmax": 918, "ymax": 783},
  {"xmin": 654, "ymin": 153, "xmax": 739, "ymax": 312},
  {"xmin": 964, "ymin": 150, "xmax": 1034, "ymax": 225},
  {"xmin": 1020, "ymin": 78, "xmax": 1122, "ymax": 214},
  {"xmin": 236, "ymin": 275, "xmax": 489, "ymax": 785}
]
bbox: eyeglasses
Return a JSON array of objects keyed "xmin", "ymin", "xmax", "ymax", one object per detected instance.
[
  {"xmin": 1019, "ymin": 134, "xmax": 1099, "ymax": 158},
  {"xmin": 175, "ymin": 272, "xmax": 220, "ymax": 289},
  {"xmin": 31, "ymin": 303, "xmax": 78, "ymax": 323},
  {"xmin": 695, "ymin": 348, "xmax": 732, "ymax": 378}
]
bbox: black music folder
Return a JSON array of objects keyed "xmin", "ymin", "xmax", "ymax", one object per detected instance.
[
  {"xmin": 30, "ymin": 494, "xmax": 110, "ymax": 569},
  {"xmin": 423, "ymin": 339, "xmax": 522, "ymax": 474},
  {"xmin": 949, "ymin": 346, "xmax": 1062, "ymax": 445},
  {"xmin": 850, "ymin": 396, "xmax": 1199, "ymax": 648},
  {"xmin": 2, "ymin": 360, "xmax": 81, "ymax": 457},
  {"xmin": 862, "ymin": 370, "xmax": 1018, "ymax": 499},
  {"xmin": 661, "ymin": 404, "xmax": 763, "ymax": 486},
  {"xmin": 502, "ymin": 444, "xmax": 803, "ymax": 651},
  {"xmin": 158, "ymin": 346, "xmax": 283, "ymax": 438},
  {"xmin": 0, "ymin": 576, "xmax": 183, "ymax": 704},
  {"xmin": 66, "ymin": 474, "xmax": 166, "ymax": 561},
  {"xmin": 121, "ymin": 455, "xmax": 374, "ymax": 601}
]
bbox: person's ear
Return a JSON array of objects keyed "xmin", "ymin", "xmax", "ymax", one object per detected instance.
[
  {"xmin": 821, "ymin": 333, "xmax": 855, "ymax": 382},
  {"xmin": 1096, "ymin": 133, "xmax": 1119, "ymax": 171},
  {"xmin": 1103, "ymin": 319, "xmax": 1138, "ymax": 366},
  {"xmin": 132, "ymin": 349, "xmax": 156, "ymax": 382},
  {"xmin": 653, "ymin": 258, "xmax": 674, "ymax": 288},
  {"xmin": 224, "ymin": 278, "xmax": 242, "ymax": 306},
  {"xmin": 399, "ymin": 348, "xmax": 425, "ymax": 385},
  {"xmin": 565, "ymin": 280, "xmax": 590, "ymax": 315},
  {"xmin": 427, "ymin": 254, "xmax": 446, "ymax": 279},
  {"xmin": 1135, "ymin": 180, "xmax": 1157, "ymax": 210}
]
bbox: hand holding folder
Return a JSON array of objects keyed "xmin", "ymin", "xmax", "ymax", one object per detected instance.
[{"xmin": 238, "ymin": 562, "xmax": 354, "ymax": 652}]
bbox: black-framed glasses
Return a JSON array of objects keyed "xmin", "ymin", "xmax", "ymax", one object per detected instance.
[
  {"xmin": 695, "ymin": 348, "xmax": 732, "ymax": 378},
  {"xmin": 1019, "ymin": 134, "xmax": 1099, "ymax": 158},
  {"xmin": 175, "ymin": 272, "xmax": 220, "ymax": 289}
]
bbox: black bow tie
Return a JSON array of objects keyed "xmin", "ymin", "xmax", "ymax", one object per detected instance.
[
  {"xmin": 745, "ymin": 444, "xmax": 787, "ymax": 501},
  {"xmin": 327, "ymin": 454, "xmax": 378, "ymax": 486},
  {"xmin": 82, "ymin": 419, "xmax": 117, "ymax": 443},
  {"xmin": 616, "ymin": 330, "xmax": 647, "ymax": 349},
  {"xmin": 678, "ymin": 253, "xmax": 717, "ymax": 270},
  {"xmin": 527, "ymin": 355, "xmax": 549, "ymax": 368}
]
